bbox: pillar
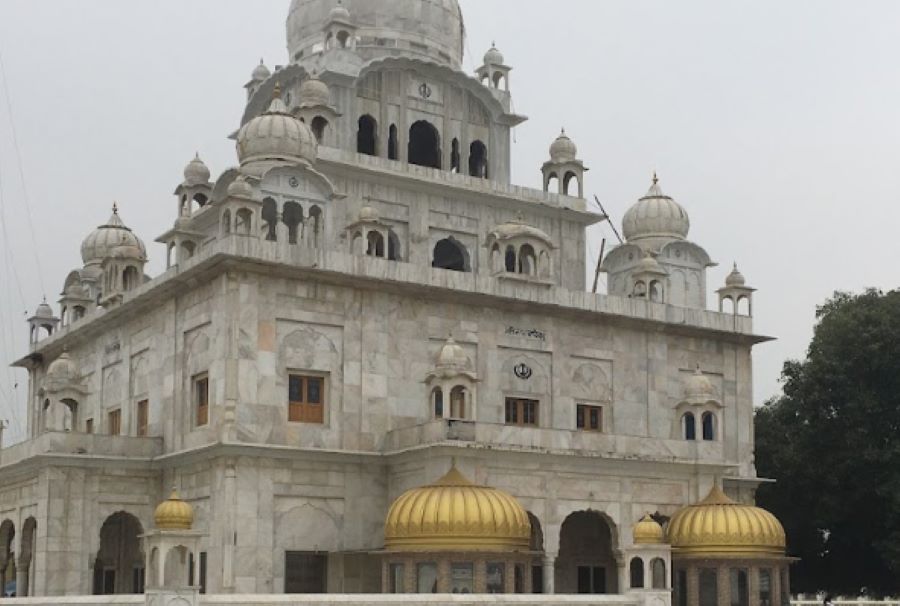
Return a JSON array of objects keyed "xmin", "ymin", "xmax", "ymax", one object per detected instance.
[
  {"xmin": 16, "ymin": 558, "xmax": 28, "ymax": 597},
  {"xmin": 542, "ymin": 552, "xmax": 555, "ymax": 594}
]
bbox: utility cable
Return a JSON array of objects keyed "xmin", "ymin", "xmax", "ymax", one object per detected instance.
[{"xmin": 0, "ymin": 48, "xmax": 47, "ymax": 299}]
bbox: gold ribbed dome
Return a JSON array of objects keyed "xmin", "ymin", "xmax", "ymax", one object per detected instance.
[
  {"xmin": 384, "ymin": 466, "xmax": 531, "ymax": 552},
  {"xmin": 633, "ymin": 514, "xmax": 664, "ymax": 544},
  {"xmin": 667, "ymin": 485, "xmax": 786, "ymax": 557},
  {"xmin": 154, "ymin": 490, "xmax": 194, "ymax": 531}
]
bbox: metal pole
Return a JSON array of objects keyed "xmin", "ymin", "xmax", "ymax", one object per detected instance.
[{"xmin": 592, "ymin": 238, "xmax": 607, "ymax": 294}]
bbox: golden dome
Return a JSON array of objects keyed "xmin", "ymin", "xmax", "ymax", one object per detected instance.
[
  {"xmin": 633, "ymin": 514, "xmax": 664, "ymax": 545},
  {"xmin": 154, "ymin": 490, "xmax": 194, "ymax": 531},
  {"xmin": 667, "ymin": 485, "xmax": 786, "ymax": 557},
  {"xmin": 384, "ymin": 466, "xmax": 531, "ymax": 552}
]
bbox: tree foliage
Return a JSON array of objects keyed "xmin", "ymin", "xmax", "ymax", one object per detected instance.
[{"xmin": 755, "ymin": 289, "xmax": 900, "ymax": 596}]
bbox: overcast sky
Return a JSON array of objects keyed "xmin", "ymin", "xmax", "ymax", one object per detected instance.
[{"xmin": 0, "ymin": 1, "xmax": 898, "ymax": 444}]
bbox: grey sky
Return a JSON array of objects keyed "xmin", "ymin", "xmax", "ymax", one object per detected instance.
[{"xmin": 0, "ymin": 1, "xmax": 897, "ymax": 444}]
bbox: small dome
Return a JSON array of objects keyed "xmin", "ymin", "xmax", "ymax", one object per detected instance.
[
  {"xmin": 358, "ymin": 205, "xmax": 380, "ymax": 223},
  {"xmin": 633, "ymin": 514, "xmax": 664, "ymax": 545},
  {"xmin": 47, "ymin": 352, "xmax": 78, "ymax": 381},
  {"xmin": 484, "ymin": 43, "xmax": 504, "ymax": 66},
  {"xmin": 635, "ymin": 253, "xmax": 666, "ymax": 275},
  {"xmin": 154, "ymin": 489, "xmax": 194, "ymax": 531},
  {"xmin": 227, "ymin": 176, "xmax": 255, "ymax": 199},
  {"xmin": 488, "ymin": 220, "xmax": 554, "ymax": 247},
  {"xmin": 328, "ymin": 1, "xmax": 351, "ymax": 21},
  {"xmin": 236, "ymin": 86, "xmax": 317, "ymax": 167},
  {"xmin": 251, "ymin": 59, "xmax": 271, "ymax": 82},
  {"xmin": 622, "ymin": 175, "xmax": 690, "ymax": 243},
  {"xmin": 298, "ymin": 73, "xmax": 331, "ymax": 108},
  {"xmin": 81, "ymin": 205, "xmax": 147, "ymax": 266},
  {"xmin": 384, "ymin": 465, "xmax": 531, "ymax": 552},
  {"xmin": 34, "ymin": 300, "xmax": 54, "ymax": 319},
  {"xmin": 667, "ymin": 485, "xmax": 786, "ymax": 557},
  {"xmin": 685, "ymin": 366, "xmax": 716, "ymax": 401},
  {"xmin": 549, "ymin": 129, "xmax": 578, "ymax": 163},
  {"xmin": 726, "ymin": 263, "xmax": 746, "ymax": 287},
  {"xmin": 436, "ymin": 337, "xmax": 470, "ymax": 370},
  {"xmin": 183, "ymin": 153, "xmax": 210, "ymax": 186}
]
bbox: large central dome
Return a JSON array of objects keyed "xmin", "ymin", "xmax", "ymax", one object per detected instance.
[{"xmin": 287, "ymin": 0, "xmax": 465, "ymax": 68}]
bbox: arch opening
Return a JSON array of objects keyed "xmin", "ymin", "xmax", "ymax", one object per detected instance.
[
  {"xmin": 93, "ymin": 512, "xmax": 144, "ymax": 595},
  {"xmin": 469, "ymin": 140, "xmax": 488, "ymax": 178},
  {"xmin": 408, "ymin": 121, "xmax": 441, "ymax": 169},
  {"xmin": 556, "ymin": 511, "xmax": 618, "ymax": 594},
  {"xmin": 357, "ymin": 115, "xmax": 378, "ymax": 156},
  {"xmin": 432, "ymin": 237, "xmax": 469, "ymax": 272},
  {"xmin": 630, "ymin": 557, "xmax": 644, "ymax": 589}
]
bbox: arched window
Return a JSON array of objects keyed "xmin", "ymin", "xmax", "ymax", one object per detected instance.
[
  {"xmin": 432, "ymin": 237, "xmax": 469, "ymax": 272},
  {"xmin": 236, "ymin": 208, "xmax": 253, "ymax": 235},
  {"xmin": 545, "ymin": 172, "xmax": 559, "ymax": 193},
  {"xmin": 367, "ymin": 231, "xmax": 385, "ymax": 257},
  {"xmin": 191, "ymin": 193, "xmax": 208, "ymax": 214},
  {"xmin": 307, "ymin": 205, "xmax": 323, "ymax": 248},
  {"xmin": 683, "ymin": 412, "xmax": 696, "ymax": 441},
  {"xmin": 451, "ymin": 138, "xmax": 460, "ymax": 173},
  {"xmin": 633, "ymin": 281, "xmax": 647, "ymax": 298},
  {"xmin": 519, "ymin": 244, "xmax": 536, "ymax": 275},
  {"xmin": 492, "ymin": 72, "xmax": 505, "ymax": 89},
  {"xmin": 351, "ymin": 231, "xmax": 363, "ymax": 255},
  {"xmin": 702, "ymin": 412, "xmax": 716, "ymax": 441},
  {"xmin": 357, "ymin": 115, "xmax": 377, "ymax": 156},
  {"xmin": 432, "ymin": 388, "xmax": 444, "ymax": 418},
  {"xmin": 73, "ymin": 305, "xmax": 86, "ymax": 320},
  {"xmin": 630, "ymin": 557, "xmax": 644, "ymax": 589},
  {"xmin": 408, "ymin": 120, "xmax": 441, "ymax": 169},
  {"xmin": 538, "ymin": 250, "xmax": 551, "ymax": 279},
  {"xmin": 388, "ymin": 230, "xmax": 401, "ymax": 261},
  {"xmin": 122, "ymin": 266, "xmax": 140, "ymax": 292},
  {"xmin": 262, "ymin": 198, "xmax": 278, "ymax": 241},
  {"xmin": 505, "ymin": 246, "xmax": 516, "ymax": 273},
  {"xmin": 649, "ymin": 280, "xmax": 662, "ymax": 302},
  {"xmin": 325, "ymin": 32, "xmax": 334, "ymax": 51},
  {"xmin": 181, "ymin": 241, "xmax": 196, "ymax": 260},
  {"xmin": 469, "ymin": 140, "xmax": 488, "ymax": 178},
  {"xmin": 651, "ymin": 558, "xmax": 666, "ymax": 589},
  {"xmin": 282, "ymin": 201, "xmax": 303, "ymax": 245},
  {"xmin": 311, "ymin": 116, "xmax": 328, "ymax": 143},
  {"xmin": 337, "ymin": 30, "xmax": 350, "ymax": 48},
  {"xmin": 222, "ymin": 209, "xmax": 232, "ymax": 235},
  {"xmin": 564, "ymin": 171, "xmax": 579, "ymax": 196},
  {"xmin": 388, "ymin": 124, "xmax": 398, "ymax": 160},
  {"xmin": 450, "ymin": 386, "xmax": 466, "ymax": 419}
]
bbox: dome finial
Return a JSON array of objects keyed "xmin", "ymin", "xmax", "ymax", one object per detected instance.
[
  {"xmin": 652, "ymin": 171, "xmax": 659, "ymax": 185},
  {"xmin": 112, "ymin": 202, "xmax": 118, "ymax": 215},
  {"xmin": 272, "ymin": 81, "xmax": 282, "ymax": 100}
]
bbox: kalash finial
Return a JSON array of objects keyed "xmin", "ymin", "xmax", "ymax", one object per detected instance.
[
  {"xmin": 112, "ymin": 202, "xmax": 119, "ymax": 214},
  {"xmin": 652, "ymin": 171, "xmax": 659, "ymax": 186}
]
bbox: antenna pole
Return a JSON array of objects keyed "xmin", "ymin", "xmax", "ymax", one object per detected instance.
[
  {"xmin": 593, "ymin": 195, "xmax": 624, "ymax": 245},
  {"xmin": 592, "ymin": 238, "xmax": 607, "ymax": 294}
]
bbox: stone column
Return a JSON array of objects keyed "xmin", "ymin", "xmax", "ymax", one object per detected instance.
[
  {"xmin": 542, "ymin": 552, "xmax": 556, "ymax": 594},
  {"xmin": 771, "ymin": 566, "xmax": 782, "ymax": 606},
  {"xmin": 16, "ymin": 559, "xmax": 28, "ymax": 597},
  {"xmin": 749, "ymin": 566, "xmax": 760, "ymax": 606}
]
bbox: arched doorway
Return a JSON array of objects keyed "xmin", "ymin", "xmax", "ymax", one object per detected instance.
[
  {"xmin": 408, "ymin": 121, "xmax": 441, "ymax": 169},
  {"xmin": 432, "ymin": 237, "xmax": 470, "ymax": 272},
  {"xmin": 93, "ymin": 512, "xmax": 144, "ymax": 595},
  {"xmin": 556, "ymin": 510, "xmax": 618, "ymax": 594},
  {"xmin": 0, "ymin": 520, "xmax": 14, "ymax": 596}
]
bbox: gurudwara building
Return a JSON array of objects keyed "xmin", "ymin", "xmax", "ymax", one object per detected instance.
[{"xmin": 0, "ymin": 1, "xmax": 791, "ymax": 605}]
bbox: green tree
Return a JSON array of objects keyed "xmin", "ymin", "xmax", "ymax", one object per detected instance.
[{"xmin": 755, "ymin": 289, "xmax": 900, "ymax": 596}]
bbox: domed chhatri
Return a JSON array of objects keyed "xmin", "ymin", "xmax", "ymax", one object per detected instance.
[
  {"xmin": 633, "ymin": 514, "xmax": 664, "ymax": 545},
  {"xmin": 549, "ymin": 129, "xmax": 578, "ymax": 163},
  {"xmin": 384, "ymin": 465, "xmax": 530, "ymax": 552},
  {"xmin": 622, "ymin": 174, "xmax": 691, "ymax": 243},
  {"xmin": 726, "ymin": 263, "xmax": 746, "ymax": 287},
  {"xmin": 154, "ymin": 489, "xmax": 194, "ymax": 531},
  {"xmin": 80, "ymin": 205, "xmax": 147, "ymax": 267},
  {"xmin": 287, "ymin": 0, "xmax": 465, "ymax": 68},
  {"xmin": 484, "ymin": 42, "xmax": 505, "ymax": 66},
  {"xmin": 236, "ymin": 84, "xmax": 317, "ymax": 167},
  {"xmin": 47, "ymin": 351, "xmax": 78, "ymax": 381},
  {"xmin": 667, "ymin": 485, "xmax": 786, "ymax": 557},
  {"xmin": 684, "ymin": 366, "xmax": 716, "ymax": 401},
  {"xmin": 298, "ymin": 73, "xmax": 332, "ymax": 109},
  {"xmin": 183, "ymin": 152, "xmax": 210, "ymax": 186},
  {"xmin": 251, "ymin": 58, "xmax": 271, "ymax": 82},
  {"xmin": 34, "ymin": 299, "xmax": 54, "ymax": 319},
  {"xmin": 227, "ymin": 175, "xmax": 254, "ymax": 200},
  {"xmin": 435, "ymin": 336, "xmax": 470, "ymax": 370}
]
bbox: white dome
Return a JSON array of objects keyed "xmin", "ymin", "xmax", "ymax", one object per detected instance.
[
  {"xmin": 358, "ymin": 205, "xmax": 380, "ymax": 223},
  {"xmin": 287, "ymin": 0, "xmax": 465, "ymax": 67},
  {"xmin": 47, "ymin": 352, "xmax": 78, "ymax": 381},
  {"xmin": 252, "ymin": 59, "xmax": 271, "ymax": 82},
  {"xmin": 726, "ymin": 263, "xmax": 746, "ymax": 287},
  {"xmin": 549, "ymin": 129, "xmax": 578, "ymax": 163},
  {"xmin": 298, "ymin": 73, "xmax": 331, "ymax": 108},
  {"xmin": 436, "ymin": 337, "xmax": 470, "ymax": 369},
  {"xmin": 685, "ymin": 367, "xmax": 716, "ymax": 401},
  {"xmin": 34, "ymin": 300, "xmax": 54, "ymax": 319},
  {"xmin": 236, "ymin": 91, "xmax": 317, "ymax": 166},
  {"xmin": 329, "ymin": 1, "xmax": 351, "ymax": 21},
  {"xmin": 622, "ymin": 176, "xmax": 690, "ymax": 243},
  {"xmin": 227, "ymin": 176, "xmax": 255, "ymax": 199},
  {"xmin": 183, "ymin": 153, "xmax": 210, "ymax": 185},
  {"xmin": 81, "ymin": 206, "xmax": 147, "ymax": 266},
  {"xmin": 635, "ymin": 253, "xmax": 666, "ymax": 275},
  {"xmin": 484, "ymin": 44, "xmax": 504, "ymax": 66}
]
